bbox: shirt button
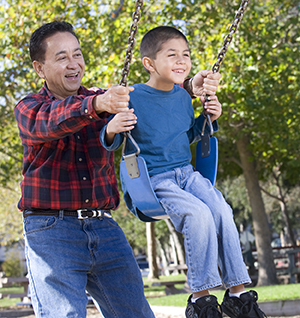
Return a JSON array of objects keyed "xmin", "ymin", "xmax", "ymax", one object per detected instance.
[
  {"xmin": 85, "ymin": 199, "xmax": 89, "ymax": 203},
  {"xmin": 79, "ymin": 158, "xmax": 83, "ymax": 162},
  {"xmin": 89, "ymin": 115, "xmax": 93, "ymax": 119},
  {"xmin": 82, "ymin": 176, "xmax": 87, "ymax": 180},
  {"xmin": 84, "ymin": 109, "xmax": 88, "ymax": 114},
  {"xmin": 77, "ymin": 135, "xmax": 80, "ymax": 139}
]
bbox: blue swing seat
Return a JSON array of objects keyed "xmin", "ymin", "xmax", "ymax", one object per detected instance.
[
  {"xmin": 196, "ymin": 136, "xmax": 218, "ymax": 186},
  {"xmin": 120, "ymin": 156, "xmax": 167, "ymax": 222},
  {"xmin": 120, "ymin": 128, "xmax": 218, "ymax": 222}
]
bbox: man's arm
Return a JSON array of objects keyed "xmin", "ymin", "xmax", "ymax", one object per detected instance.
[
  {"xmin": 15, "ymin": 85, "xmax": 134, "ymax": 146},
  {"xmin": 183, "ymin": 71, "xmax": 221, "ymax": 98}
]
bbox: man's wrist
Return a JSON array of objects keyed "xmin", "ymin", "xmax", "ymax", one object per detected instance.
[
  {"xmin": 184, "ymin": 78, "xmax": 196, "ymax": 99},
  {"xmin": 92, "ymin": 95, "xmax": 105, "ymax": 114}
]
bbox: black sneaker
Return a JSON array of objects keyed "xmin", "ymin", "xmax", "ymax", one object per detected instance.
[
  {"xmin": 221, "ymin": 289, "xmax": 267, "ymax": 318},
  {"xmin": 186, "ymin": 294, "xmax": 222, "ymax": 318}
]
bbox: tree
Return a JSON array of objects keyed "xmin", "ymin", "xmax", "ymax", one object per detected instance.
[
  {"xmin": 1, "ymin": 0, "xmax": 300, "ymax": 287},
  {"xmin": 214, "ymin": 0, "xmax": 300, "ymax": 285},
  {"xmin": 146, "ymin": 222, "xmax": 159, "ymax": 279}
]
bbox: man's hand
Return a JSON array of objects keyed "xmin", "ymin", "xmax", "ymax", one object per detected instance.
[
  {"xmin": 93, "ymin": 85, "xmax": 134, "ymax": 114},
  {"xmin": 200, "ymin": 95, "xmax": 222, "ymax": 122},
  {"xmin": 192, "ymin": 70, "xmax": 221, "ymax": 97}
]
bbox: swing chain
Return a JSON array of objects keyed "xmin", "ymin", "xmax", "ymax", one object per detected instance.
[
  {"xmin": 212, "ymin": 0, "xmax": 250, "ymax": 73},
  {"xmin": 120, "ymin": 0, "xmax": 144, "ymax": 87},
  {"xmin": 203, "ymin": 0, "xmax": 250, "ymax": 137}
]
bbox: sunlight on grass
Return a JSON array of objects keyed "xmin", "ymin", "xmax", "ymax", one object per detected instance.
[
  {"xmin": 1, "ymin": 276, "xmax": 300, "ymax": 308},
  {"xmin": 144, "ymin": 274, "xmax": 300, "ymax": 307},
  {"xmin": 0, "ymin": 287, "xmax": 23, "ymax": 307}
]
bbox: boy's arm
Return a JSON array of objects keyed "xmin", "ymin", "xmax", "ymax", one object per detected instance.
[
  {"xmin": 100, "ymin": 109, "xmax": 137, "ymax": 150},
  {"xmin": 188, "ymin": 114, "xmax": 219, "ymax": 144}
]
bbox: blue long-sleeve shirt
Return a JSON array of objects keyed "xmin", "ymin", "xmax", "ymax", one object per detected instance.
[{"xmin": 100, "ymin": 83, "xmax": 218, "ymax": 176}]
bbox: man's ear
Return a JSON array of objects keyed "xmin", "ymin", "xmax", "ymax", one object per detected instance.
[
  {"xmin": 142, "ymin": 57, "xmax": 155, "ymax": 73},
  {"xmin": 32, "ymin": 60, "xmax": 45, "ymax": 79}
]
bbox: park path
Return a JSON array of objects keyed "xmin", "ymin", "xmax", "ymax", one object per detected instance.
[
  {"xmin": 1, "ymin": 304, "xmax": 300, "ymax": 317},
  {"xmin": 85, "ymin": 306, "xmax": 300, "ymax": 318}
]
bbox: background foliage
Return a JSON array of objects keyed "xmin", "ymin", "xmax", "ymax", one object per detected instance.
[{"xmin": 0, "ymin": 0, "xmax": 299, "ymax": 265}]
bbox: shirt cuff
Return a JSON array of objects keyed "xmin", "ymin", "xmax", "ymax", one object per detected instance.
[
  {"xmin": 100, "ymin": 125, "xmax": 123, "ymax": 151},
  {"xmin": 81, "ymin": 95, "xmax": 101, "ymax": 120}
]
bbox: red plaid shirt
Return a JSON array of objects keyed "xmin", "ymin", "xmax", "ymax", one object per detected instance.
[{"xmin": 14, "ymin": 84, "xmax": 119, "ymax": 211}]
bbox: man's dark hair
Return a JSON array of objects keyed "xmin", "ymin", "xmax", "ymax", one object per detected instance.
[
  {"xmin": 29, "ymin": 21, "xmax": 79, "ymax": 63},
  {"xmin": 140, "ymin": 26, "xmax": 188, "ymax": 60}
]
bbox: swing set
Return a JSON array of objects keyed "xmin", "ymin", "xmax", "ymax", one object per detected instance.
[{"xmin": 119, "ymin": 0, "xmax": 250, "ymax": 222}]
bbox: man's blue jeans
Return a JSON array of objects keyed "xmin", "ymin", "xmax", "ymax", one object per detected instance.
[
  {"xmin": 150, "ymin": 164, "xmax": 251, "ymax": 293},
  {"xmin": 23, "ymin": 211, "xmax": 154, "ymax": 317}
]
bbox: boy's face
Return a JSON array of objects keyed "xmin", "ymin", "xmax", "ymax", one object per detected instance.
[{"xmin": 144, "ymin": 37, "xmax": 192, "ymax": 90}]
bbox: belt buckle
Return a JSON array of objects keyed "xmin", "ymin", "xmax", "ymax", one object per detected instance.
[{"xmin": 77, "ymin": 209, "xmax": 89, "ymax": 219}]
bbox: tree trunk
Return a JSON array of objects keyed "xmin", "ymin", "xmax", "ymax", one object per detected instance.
[
  {"xmin": 236, "ymin": 134, "xmax": 278, "ymax": 286},
  {"xmin": 273, "ymin": 171, "xmax": 296, "ymax": 246},
  {"xmin": 164, "ymin": 219, "xmax": 185, "ymax": 267},
  {"xmin": 157, "ymin": 239, "xmax": 170, "ymax": 276},
  {"xmin": 146, "ymin": 222, "xmax": 159, "ymax": 279}
]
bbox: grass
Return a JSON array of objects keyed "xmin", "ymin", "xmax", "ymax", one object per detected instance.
[
  {"xmin": 1, "ymin": 275, "xmax": 300, "ymax": 308},
  {"xmin": 0, "ymin": 286, "xmax": 24, "ymax": 308},
  {"xmin": 143, "ymin": 274, "xmax": 300, "ymax": 307}
]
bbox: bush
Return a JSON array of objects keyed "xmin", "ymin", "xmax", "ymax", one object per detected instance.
[{"xmin": 2, "ymin": 254, "xmax": 23, "ymax": 277}]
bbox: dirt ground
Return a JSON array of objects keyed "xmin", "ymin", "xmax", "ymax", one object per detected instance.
[
  {"xmin": 1, "ymin": 305, "xmax": 300, "ymax": 318},
  {"xmin": 22, "ymin": 307, "xmax": 300, "ymax": 318}
]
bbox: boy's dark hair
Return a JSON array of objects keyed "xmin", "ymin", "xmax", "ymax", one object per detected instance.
[
  {"xmin": 140, "ymin": 26, "xmax": 188, "ymax": 60},
  {"xmin": 29, "ymin": 21, "xmax": 79, "ymax": 63}
]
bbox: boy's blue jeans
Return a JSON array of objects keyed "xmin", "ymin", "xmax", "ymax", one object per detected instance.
[
  {"xmin": 150, "ymin": 164, "xmax": 251, "ymax": 293},
  {"xmin": 23, "ymin": 211, "xmax": 154, "ymax": 318}
]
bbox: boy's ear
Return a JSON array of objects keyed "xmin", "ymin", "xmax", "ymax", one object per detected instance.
[
  {"xmin": 142, "ymin": 57, "xmax": 155, "ymax": 73},
  {"xmin": 32, "ymin": 60, "xmax": 45, "ymax": 79}
]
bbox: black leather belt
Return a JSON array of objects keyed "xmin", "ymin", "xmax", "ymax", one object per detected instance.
[{"xmin": 23, "ymin": 209, "xmax": 112, "ymax": 220}]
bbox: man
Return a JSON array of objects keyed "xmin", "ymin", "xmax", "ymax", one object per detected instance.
[{"xmin": 14, "ymin": 21, "xmax": 220, "ymax": 317}]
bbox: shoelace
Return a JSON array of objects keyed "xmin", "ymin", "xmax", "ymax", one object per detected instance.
[
  {"xmin": 240, "ymin": 291, "xmax": 267, "ymax": 318},
  {"xmin": 199, "ymin": 303, "xmax": 222, "ymax": 318}
]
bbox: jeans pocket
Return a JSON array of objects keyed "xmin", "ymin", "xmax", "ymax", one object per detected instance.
[
  {"xmin": 23, "ymin": 215, "xmax": 58, "ymax": 235},
  {"xmin": 102, "ymin": 217, "xmax": 120, "ymax": 229}
]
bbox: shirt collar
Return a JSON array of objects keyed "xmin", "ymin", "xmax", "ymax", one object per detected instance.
[{"xmin": 41, "ymin": 82, "xmax": 88, "ymax": 100}]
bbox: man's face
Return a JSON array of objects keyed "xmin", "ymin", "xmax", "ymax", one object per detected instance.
[{"xmin": 33, "ymin": 32, "xmax": 85, "ymax": 100}]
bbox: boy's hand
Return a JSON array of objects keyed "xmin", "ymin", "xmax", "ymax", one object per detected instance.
[
  {"xmin": 200, "ymin": 95, "xmax": 222, "ymax": 122},
  {"xmin": 105, "ymin": 109, "xmax": 137, "ymax": 145},
  {"xmin": 192, "ymin": 70, "xmax": 221, "ymax": 97}
]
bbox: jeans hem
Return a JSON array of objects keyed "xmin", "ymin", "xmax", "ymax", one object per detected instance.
[
  {"xmin": 224, "ymin": 279, "xmax": 252, "ymax": 289},
  {"xmin": 190, "ymin": 281, "xmax": 223, "ymax": 293}
]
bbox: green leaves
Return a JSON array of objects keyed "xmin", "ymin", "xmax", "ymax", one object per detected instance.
[{"xmin": 0, "ymin": 0, "xmax": 299, "ymax": 244}]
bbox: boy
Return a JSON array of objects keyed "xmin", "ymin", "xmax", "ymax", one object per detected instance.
[{"xmin": 100, "ymin": 26, "xmax": 267, "ymax": 318}]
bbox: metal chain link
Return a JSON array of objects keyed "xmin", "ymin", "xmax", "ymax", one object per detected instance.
[
  {"xmin": 119, "ymin": 0, "xmax": 144, "ymax": 86},
  {"xmin": 212, "ymin": 0, "xmax": 250, "ymax": 73}
]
